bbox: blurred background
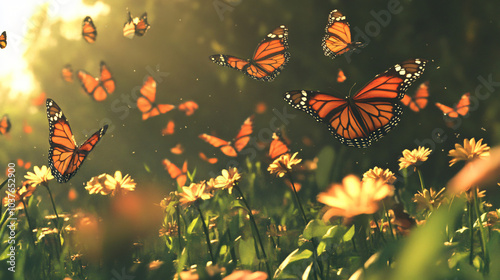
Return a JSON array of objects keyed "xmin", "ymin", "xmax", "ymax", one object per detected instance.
[{"xmin": 1, "ymin": 0, "xmax": 500, "ymax": 211}]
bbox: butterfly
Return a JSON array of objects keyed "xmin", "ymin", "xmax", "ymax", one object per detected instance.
[
  {"xmin": 32, "ymin": 92, "xmax": 46, "ymax": 106},
  {"xmin": 137, "ymin": 76, "xmax": 175, "ymax": 120},
  {"xmin": 46, "ymin": 99, "xmax": 108, "ymax": 183},
  {"xmin": 77, "ymin": 61, "xmax": 115, "ymax": 101},
  {"xmin": 23, "ymin": 120, "xmax": 33, "ymax": 134},
  {"xmin": 123, "ymin": 11, "xmax": 150, "ymax": 39},
  {"xmin": 82, "ymin": 16, "xmax": 97, "ymax": 43},
  {"xmin": 284, "ymin": 59, "xmax": 428, "ymax": 148},
  {"xmin": 170, "ymin": 143, "xmax": 184, "ymax": 155},
  {"xmin": 162, "ymin": 159, "xmax": 188, "ymax": 187},
  {"xmin": 401, "ymin": 81, "xmax": 429, "ymax": 112},
  {"xmin": 322, "ymin": 10, "xmax": 366, "ymax": 59},
  {"xmin": 178, "ymin": 101, "xmax": 199, "ymax": 116},
  {"xmin": 0, "ymin": 31, "xmax": 6, "ymax": 49},
  {"xmin": 62, "ymin": 64, "xmax": 74, "ymax": 83},
  {"xmin": 199, "ymin": 115, "xmax": 254, "ymax": 157},
  {"xmin": 209, "ymin": 25, "xmax": 290, "ymax": 82},
  {"xmin": 337, "ymin": 69, "xmax": 346, "ymax": 83},
  {"xmin": 435, "ymin": 92, "xmax": 470, "ymax": 118},
  {"xmin": 161, "ymin": 120, "xmax": 175, "ymax": 135},
  {"xmin": 0, "ymin": 115, "xmax": 11, "ymax": 135},
  {"xmin": 268, "ymin": 132, "xmax": 290, "ymax": 160},
  {"xmin": 17, "ymin": 159, "xmax": 31, "ymax": 170},
  {"xmin": 199, "ymin": 152, "xmax": 218, "ymax": 164},
  {"xmin": 255, "ymin": 102, "xmax": 268, "ymax": 114}
]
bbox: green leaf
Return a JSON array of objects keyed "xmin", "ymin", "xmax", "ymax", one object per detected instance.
[
  {"xmin": 302, "ymin": 219, "xmax": 332, "ymax": 240},
  {"xmin": 230, "ymin": 199, "xmax": 247, "ymax": 210},
  {"xmin": 315, "ymin": 146, "xmax": 335, "ymax": 189},
  {"xmin": 176, "ymin": 248, "xmax": 189, "ymax": 273},
  {"xmin": 143, "ymin": 163, "xmax": 151, "ymax": 173},
  {"xmin": 342, "ymin": 225, "xmax": 355, "ymax": 242},
  {"xmin": 187, "ymin": 216, "xmax": 200, "ymax": 235},
  {"xmin": 187, "ymin": 168, "xmax": 196, "ymax": 184},
  {"xmin": 238, "ymin": 237, "xmax": 257, "ymax": 266},
  {"xmin": 274, "ymin": 248, "xmax": 313, "ymax": 278},
  {"xmin": 302, "ymin": 262, "xmax": 313, "ymax": 280}
]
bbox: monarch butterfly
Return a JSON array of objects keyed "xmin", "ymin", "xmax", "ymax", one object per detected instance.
[
  {"xmin": 209, "ymin": 25, "xmax": 290, "ymax": 82},
  {"xmin": 337, "ymin": 69, "xmax": 346, "ymax": 83},
  {"xmin": 23, "ymin": 120, "xmax": 33, "ymax": 134},
  {"xmin": 199, "ymin": 152, "xmax": 218, "ymax": 164},
  {"xmin": 123, "ymin": 11, "xmax": 150, "ymax": 39},
  {"xmin": 435, "ymin": 92, "xmax": 470, "ymax": 118},
  {"xmin": 199, "ymin": 115, "xmax": 254, "ymax": 157},
  {"xmin": 0, "ymin": 115, "xmax": 11, "ymax": 135},
  {"xmin": 161, "ymin": 120, "xmax": 175, "ymax": 135},
  {"xmin": 32, "ymin": 92, "xmax": 46, "ymax": 106},
  {"xmin": 170, "ymin": 143, "xmax": 184, "ymax": 155},
  {"xmin": 162, "ymin": 159, "xmax": 188, "ymax": 187},
  {"xmin": 46, "ymin": 99, "xmax": 108, "ymax": 183},
  {"xmin": 401, "ymin": 81, "xmax": 429, "ymax": 112},
  {"xmin": 82, "ymin": 16, "xmax": 97, "ymax": 43},
  {"xmin": 284, "ymin": 59, "xmax": 428, "ymax": 148},
  {"xmin": 137, "ymin": 76, "xmax": 175, "ymax": 120},
  {"xmin": 77, "ymin": 61, "xmax": 115, "ymax": 101},
  {"xmin": 322, "ymin": 10, "xmax": 365, "ymax": 59},
  {"xmin": 0, "ymin": 31, "xmax": 6, "ymax": 49},
  {"xmin": 62, "ymin": 64, "xmax": 74, "ymax": 83},
  {"xmin": 269, "ymin": 132, "xmax": 290, "ymax": 160},
  {"xmin": 178, "ymin": 101, "xmax": 199, "ymax": 116}
]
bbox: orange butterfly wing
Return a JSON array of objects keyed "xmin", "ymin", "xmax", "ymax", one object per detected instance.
[
  {"xmin": 100, "ymin": 62, "xmax": 115, "ymax": 95},
  {"xmin": 162, "ymin": 120, "xmax": 175, "ymax": 135},
  {"xmin": 337, "ymin": 69, "xmax": 346, "ymax": 83},
  {"xmin": 233, "ymin": 115, "xmax": 254, "ymax": 152},
  {"xmin": 401, "ymin": 81, "xmax": 429, "ymax": 112},
  {"xmin": 62, "ymin": 64, "xmax": 74, "ymax": 83},
  {"xmin": 199, "ymin": 115, "xmax": 253, "ymax": 157},
  {"xmin": 435, "ymin": 92, "xmax": 470, "ymax": 118},
  {"xmin": 138, "ymin": 76, "xmax": 175, "ymax": 120},
  {"xmin": 199, "ymin": 152, "xmax": 218, "ymax": 164},
  {"xmin": 23, "ymin": 120, "xmax": 33, "ymax": 134},
  {"xmin": 162, "ymin": 159, "xmax": 187, "ymax": 187},
  {"xmin": 134, "ymin": 13, "xmax": 150, "ymax": 36},
  {"xmin": 32, "ymin": 92, "xmax": 46, "ymax": 106},
  {"xmin": 199, "ymin": 134, "xmax": 237, "ymax": 157},
  {"xmin": 269, "ymin": 132, "xmax": 289, "ymax": 160},
  {"xmin": 178, "ymin": 101, "xmax": 199, "ymax": 116},
  {"xmin": 82, "ymin": 16, "xmax": 97, "ymax": 44},
  {"xmin": 0, "ymin": 31, "xmax": 6, "ymax": 49},
  {"xmin": 170, "ymin": 143, "xmax": 184, "ymax": 155},
  {"xmin": 0, "ymin": 115, "xmax": 11, "ymax": 135},
  {"xmin": 322, "ymin": 10, "xmax": 365, "ymax": 59},
  {"xmin": 209, "ymin": 25, "xmax": 290, "ymax": 82},
  {"xmin": 46, "ymin": 99, "xmax": 108, "ymax": 183}
]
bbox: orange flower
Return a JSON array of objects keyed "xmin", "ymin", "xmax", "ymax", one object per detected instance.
[
  {"xmin": 222, "ymin": 270, "xmax": 268, "ymax": 280},
  {"xmin": 362, "ymin": 167, "xmax": 396, "ymax": 184},
  {"xmin": 398, "ymin": 147, "xmax": 432, "ymax": 170},
  {"xmin": 448, "ymin": 138, "xmax": 490, "ymax": 166},
  {"xmin": 85, "ymin": 174, "xmax": 108, "ymax": 195},
  {"xmin": 3, "ymin": 181, "xmax": 37, "ymax": 209},
  {"xmin": 24, "ymin": 165, "xmax": 54, "ymax": 187},
  {"xmin": 179, "ymin": 182, "xmax": 213, "ymax": 207},
  {"xmin": 213, "ymin": 167, "xmax": 241, "ymax": 194},
  {"xmin": 412, "ymin": 187, "xmax": 447, "ymax": 212},
  {"xmin": 317, "ymin": 175, "xmax": 394, "ymax": 219},
  {"xmin": 268, "ymin": 152, "xmax": 302, "ymax": 178}
]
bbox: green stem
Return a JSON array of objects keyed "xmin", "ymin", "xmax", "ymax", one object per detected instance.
[
  {"xmin": 43, "ymin": 183, "xmax": 62, "ymax": 256},
  {"xmin": 21, "ymin": 199, "xmax": 36, "ymax": 246},
  {"xmin": 383, "ymin": 202, "xmax": 396, "ymax": 240},
  {"xmin": 175, "ymin": 205, "xmax": 183, "ymax": 256},
  {"xmin": 416, "ymin": 167, "xmax": 426, "ymax": 192},
  {"xmin": 473, "ymin": 187, "xmax": 489, "ymax": 274},
  {"xmin": 468, "ymin": 197, "xmax": 474, "ymax": 266},
  {"xmin": 234, "ymin": 184, "xmax": 271, "ymax": 277},
  {"xmin": 196, "ymin": 205, "xmax": 215, "ymax": 263}
]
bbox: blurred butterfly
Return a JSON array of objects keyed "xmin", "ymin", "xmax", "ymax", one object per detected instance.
[
  {"xmin": 170, "ymin": 143, "xmax": 184, "ymax": 155},
  {"xmin": 255, "ymin": 102, "xmax": 267, "ymax": 114},
  {"xmin": 0, "ymin": 115, "xmax": 11, "ymax": 135},
  {"xmin": 268, "ymin": 132, "xmax": 290, "ymax": 160},
  {"xmin": 209, "ymin": 25, "xmax": 290, "ymax": 82},
  {"xmin": 435, "ymin": 92, "xmax": 470, "ymax": 118},
  {"xmin": 284, "ymin": 59, "xmax": 427, "ymax": 148},
  {"xmin": 161, "ymin": 120, "xmax": 175, "ymax": 135},
  {"xmin": 322, "ymin": 10, "xmax": 366, "ymax": 59},
  {"xmin": 46, "ymin": 99, "xmax": 108, "ymax": 183},
  {"xmin": 337, "ymin": 69, "xmax": 346, "ymax": 83},
  {"xmin": 62, "ymin": 64, "xmax": 74, "ymax": 83},
  {"xmin": 162, "ymin": 159, "xmax": 187, "ymax": 187},
  {"xmin": 123, "ymin": 11, "xmax": 150, "ymax": 39},
  {"xmin": 82, "ymin": 16, "xmax": 97, "ymax": 43},
  {"xmin": 178, "ymin": 101, "xmax": 199, "ymax": 116},
  {"xmin": 199, "ymin": 115, "xmax": 254, "ymax": 157},
  {"xmin": 199, "ymin": 152, "xmax": 218, "ymax": 164},
  {"xmin": 401, "ymin": 81, "xmax": 429, "ymax": 112},
  {"xmin": 0, "ymin": 31, "xmax": 6, "ymax": 49},
  {"xmin": 23, "ymin": 120, "xmax": 32, "ymax": 134},
  {"xmin": 137, "ymin": 76, "xmax": 175, "ymax": 120},
  {"xmin": 17, "ymin": 159, "xmax": 31, "ymax": 170},
  {"xmin": 32, "ymin": 92, "xmax": 46, "ymax": 106},
  {"xmin": 77, "ymin": 61, "xmax": 115, "ymax": 101}
]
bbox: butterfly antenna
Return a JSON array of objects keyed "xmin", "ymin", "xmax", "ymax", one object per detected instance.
[{"xmin": 348, "ymin": 83, "xmax": 357, "ymax": 97}]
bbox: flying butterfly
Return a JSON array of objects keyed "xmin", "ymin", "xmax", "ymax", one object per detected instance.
[
  {"xmin": 284, "ymin": 59, "xmax": 428, "ymax": 148},
  {"xmin": 337, "ymin": 69, "xmax": 347, "ymax": 83},
  {"xmin": 162, "ymin": 159, "xmax": 188, "ymax": 187},
  {"xmin": 199, "ymin": 152, "xmax": 218, "ymax": 164},
  {"xmin": 23, "ymin": 120, "xmax": 33, "ymax": 134},
  {"xmin": 170, "ymin": 143, "xmax": 184, "ymax": 155},
  {"xmin": 401, "ymin": 81, "xmax": 429, "ymax": 112},
  {"xmin": 123, "ymin": 11, "xmax": 150, "ymax": 39},
  {"xmin": 268, "ymin": 132, "xmax": 290, "ymax": 160},
  {"xmin": 46, "ymin": 99, "xmax": 108, "ymax": 183},
  {"xmin": 199, "ymin": 115, "xmax": 254, "ymax": 157},
  {"xmin": 62, "ymin": 64, "xmax": 74, "ymax": 83},
  {"xmin": 161, "ymin": 120, "xmax": 175, "ymax": 136},
  {"xmin": 435, "ymin": 92, "xmax": 470, "ymax": 118},
  {"xmin": 178, "ymin": 101, "xmax": 199, "ymax": 116},
  {"xmin": 0, "ymin": 115, "xmax": 11, "ymax": 135},
  {"xmin": 322, "ymin": 9, "xmax": 366, "ymax": 59},
  {"xmin": 82, "ymin": 16, "xmax": 97, "ymax": 43},
  {"xmin": 209, "ymin": 25, "xmax": 290, "ymax": 82},
  {"xmin": 137, "ymin": 76, "xmax": 175, "ymax": 120},
  {"xmin": 77, "ymin": 61, "xmax": 115, "ymax": 101},
  {"xmin": 0, "ymin": 31, "xmax": 6, "ymax": 49}
]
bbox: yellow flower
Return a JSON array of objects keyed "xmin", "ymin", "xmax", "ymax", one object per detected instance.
[
  {"xmin": 222, "ymin": 270, "xmax": 268, "ymax": 280},
  {"xmin": 179, "ymin": 182, "xmax": 213, "ymax": 207},
  {"xmin": 317, "ymin": 175, "xmax": 394, "ymax": 219},
  {"xmin": 3, "ymin": 181, "xmax": 37, "ymax": 209},
  {"xmin": 412, "ymin": 187, "xmax": 446, "ymax": 212},
  {"xmin": 398, "ymin": 147, "xmax": 432, "ymax": 170},
  {"xmin": 104, "ymin": 171, "xmax": 136, "ymax": 196},
  {"xmin": 148, "ymin": 260, "xmax": 164, "ymax": 271},
  {"xmin": 448, "ymin": 138, "xmax": 490, "ymax": 166},
  {"xmin": 213, "ymin": 167, "xmax": 241, "ymax": 194},
  {"xmin": 24, "ymin": 165, "xmax": 54, "ymax": 187},
  {"xmin": 268, "ymin": 152, "xmax": 302, "ymax": 178},
  {"xmin": 85, "ymin": 174, "xmax": 108, "ymax": 195},
  {"xmin": 362, "ymin": 167, "xmax": 396, "ymax": 184}
]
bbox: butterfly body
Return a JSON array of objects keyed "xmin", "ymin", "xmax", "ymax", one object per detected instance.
[
  {"xmin": 46, "ymin": 99, "xmax": 108, "ymax": 183},
  {"xmin": 285, "ymin": 59, "xmax": 427, "ymax": 148}
]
